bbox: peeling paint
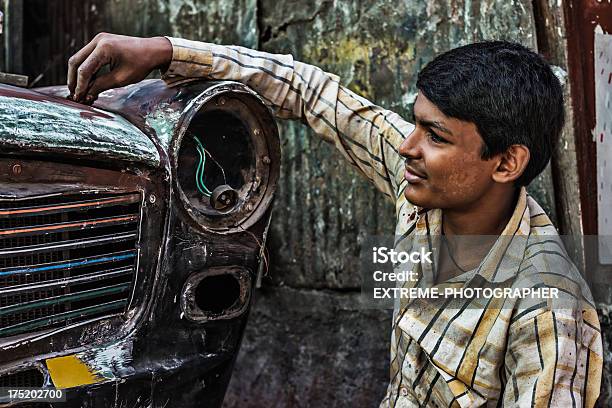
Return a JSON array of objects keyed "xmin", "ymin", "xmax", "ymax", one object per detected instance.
[
  {"xmin": 145, "ymin": 102, "xmax": 182, "ymax": 150},
  {"xmin": 79, "ymin": 340, "xmax": 135, "ymax": 380},
  {"xmin": 46, "ymin": 341, "xmax": 134, "ymax": 389},
  {"xmin": 594, "ymin": 30, "xmax": 612, "ymax": 264}
]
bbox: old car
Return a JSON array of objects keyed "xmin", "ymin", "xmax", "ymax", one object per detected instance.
[{"xmin": 0, "ymin": 79, "xmax": 280, "ymax": 407}]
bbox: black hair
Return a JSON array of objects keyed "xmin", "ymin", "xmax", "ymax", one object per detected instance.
[{"xmin": 416, "ymin": 41, "xmax": 564, "ymax": 186}]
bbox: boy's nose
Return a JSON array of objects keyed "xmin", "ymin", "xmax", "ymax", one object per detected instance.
[{"xmin": 399, "ymin": 126, "xmax": 422, "ymax": 160}]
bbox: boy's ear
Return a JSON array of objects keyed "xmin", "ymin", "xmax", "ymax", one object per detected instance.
[{"xmin": 491, "ymin": 144, "xmax": 530, "ymax": 184}]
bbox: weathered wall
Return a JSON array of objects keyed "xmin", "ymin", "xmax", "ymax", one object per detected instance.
[{"xmin": 17, "ymin": 0, "xmax": 611, "ymax": 406}]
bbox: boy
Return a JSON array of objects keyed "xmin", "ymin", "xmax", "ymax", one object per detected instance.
[{"xmin": 67, "ymin": 33, "xmax": 603, "ymax": 407}]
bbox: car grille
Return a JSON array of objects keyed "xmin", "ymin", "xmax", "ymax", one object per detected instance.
[
  {"xmin": 0, "ymin": 191, "xmax": 142, "ymax": 338},
  {"xmin": 0, "ymin": 368, "xmax": 44, "ymax": 387}
]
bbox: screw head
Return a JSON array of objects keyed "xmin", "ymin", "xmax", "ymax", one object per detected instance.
[
  {"xmin": 11, "ymin": 164, "xmax": 22, "ymax": 176},
  {"xmin": 262, "ymin": 156, "xmax": 271, "ymax": 164},
  {"xmin": 253, "ymin": 129, "xmax": 261, "ymax": 136},
  {"xmin": 218, "ymin": 97, "xmax": 226, "ymax": 105},
  {"xmin": 245, "ymin": 203, "xmax": 253, "ymax": 211},
  {"xmin": 148, "ymin": 194, "xmax": 156, "ymax": 204}
]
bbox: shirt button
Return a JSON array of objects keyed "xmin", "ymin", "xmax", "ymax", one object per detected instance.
[{"xmin": 400, "ymin": 387, "xmax": 408, "ymax": 396}]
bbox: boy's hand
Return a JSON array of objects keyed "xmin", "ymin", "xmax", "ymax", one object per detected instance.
[{"xmin": 67, "ymin": 33, "xmax": 172, "ymax": 104}]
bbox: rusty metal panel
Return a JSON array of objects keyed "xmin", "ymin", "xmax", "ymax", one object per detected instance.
[
  {"xmin": 566, "ymin": 0, "xmax": 612, "ymax": 236},
  {"xmin": 564, "ymin": 1, "xmax": 612, "ymax": 406},
  {"xmin": 595, "ymin": 32, "xmax": 612, "ymax": 264}
]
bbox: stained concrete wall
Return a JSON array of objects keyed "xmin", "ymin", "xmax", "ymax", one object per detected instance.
[{"xmin": 16, "ymin": 0, "xmax": 610, "ymax": 406}]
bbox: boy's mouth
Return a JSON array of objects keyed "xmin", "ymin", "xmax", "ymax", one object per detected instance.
[{"xmin": 404, "ymin": 163, "xmax": 427, "ymax": 183}]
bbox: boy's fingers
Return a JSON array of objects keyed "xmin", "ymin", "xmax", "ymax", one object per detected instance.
[
  {"xmin": 73, "ymin": 48, "xmax": 108, "ymax": 102},
  {"xmin": 67, "ymin": 37, "xmax": 100, "ymax": 95},
  {"xmin": 85, "ymin": 72, "xmax": 121, "ymax": 103}
]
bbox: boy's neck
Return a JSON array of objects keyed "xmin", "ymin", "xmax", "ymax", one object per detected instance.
[{"xmin": 441, "ymin": 186, "xmax": 519, "ymax": 236}]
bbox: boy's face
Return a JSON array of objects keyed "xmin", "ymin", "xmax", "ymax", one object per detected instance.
[{"xmin": 399, "ymin": 93, "xmax": 500, "ymax": 210}]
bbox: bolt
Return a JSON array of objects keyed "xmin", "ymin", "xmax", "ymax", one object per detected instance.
[
  {"xmin": 245, "ymin": 203, "xmax": 253, "ymax": 211},
  {"xmin": 11, "ymin": 164, "xmax": 21, "ymax": 176},
  {"xmin": 148, "ymin": 194, "xmax": 156, "ymax": 204},
  {"xmin": 262, "ymin": 156, "xmax": 271, "ymax": 164},
  {"xmin": 218, "ymin": 97, "xmax": 226, "ymax": 105}
]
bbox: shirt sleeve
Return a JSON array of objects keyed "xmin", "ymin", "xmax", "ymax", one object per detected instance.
[
  {"xmin": 502, "ymin": 308, "xmax": 603, "ymax": 407},
  {"xmin": 161, "ymin": 37, "xmax": 412, "ymax": 201}
]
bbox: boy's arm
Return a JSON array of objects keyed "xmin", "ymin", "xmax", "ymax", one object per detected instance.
[
  {"xmin": 502, "ymin": 309, "xmax": 603, "ymax": 407},
  {"xmin": 162, "ymin": 37, "xmax": 411, "ymax": 201}
]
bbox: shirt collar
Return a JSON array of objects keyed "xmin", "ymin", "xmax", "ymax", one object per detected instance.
[{"xmin": 412, "ymin": 187, "xmax": 532, "ymax": 284}]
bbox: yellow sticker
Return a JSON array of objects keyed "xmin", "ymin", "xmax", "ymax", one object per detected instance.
[{"xmin": 46, "ymin": 355, "xmax": 103, "ymax": 389}]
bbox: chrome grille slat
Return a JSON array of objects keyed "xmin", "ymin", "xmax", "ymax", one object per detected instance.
[
  {"xmin": 0, "ymin": 193, "xmax": 141, "ymax": 218},
  {"xmin": 0, "ymin": 250, "xmax": 136, "ymax": 278},
  {"xmin": 0, "ymin": 283, "xmax": 131, "ymax": 316},
  {"xmin": 0, "ymin": 214, "xmax": 138, "ymax": 238},
  {"xmin": 0, "ymin": 299, "xmax": 128, "ymax": 337},
  {"xmin": 1, "ymin": 267, "xmax": 134, "ymax": 296},
  {"xmin": 0, "ymin": 191, "xmax": 141, "ymax": 337},
  {"xmin": 0, "ymin": 232, "xmax": 138, "ymax": 257}
]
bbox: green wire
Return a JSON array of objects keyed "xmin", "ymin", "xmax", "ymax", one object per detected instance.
[
  {"xmin": 198, "ymin": 144, "xmax": 213, "ymax": 195},
  {"xmin": 193, "ymin": 136, "xmax": 213, "ymax": 196},
  {"xmin": 195, "ymin": 144, "xmax": 209, "ymax": 196},
  {"xmin": 195, "ymin": 139, "xmax": 213, "ymax": 195}
]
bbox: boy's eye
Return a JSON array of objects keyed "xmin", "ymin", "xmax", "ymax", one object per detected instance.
[{"xmin": 427, "ymin": 131, "xmax": 447, "ymax": 144}]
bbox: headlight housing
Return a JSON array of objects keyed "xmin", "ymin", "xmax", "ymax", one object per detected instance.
[{"xmin": 171, "ymin": 82, "xmax": 280, "ymax": 234}]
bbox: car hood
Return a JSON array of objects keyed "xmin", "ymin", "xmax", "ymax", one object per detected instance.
[{"xmin": 0, "ymin": 85, "xmax": 160, "ymax": 167}]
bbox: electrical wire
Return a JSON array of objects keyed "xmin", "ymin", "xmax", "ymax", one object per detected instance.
[
  {"xmin": 202, "ymin": 146, "xmax": 227, "ymax": 186},
  {"xmin": 193, "ymin": 136, "xmax": 213, "ymax": 197}
]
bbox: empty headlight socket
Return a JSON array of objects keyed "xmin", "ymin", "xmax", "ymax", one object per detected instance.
[
  {"xmin": 170, "ymin": 83, "xmax": 280, "ymax": 234},
  {"xmin": 180, "ymin": 267, "xmax": 252, "ymax": 322}
]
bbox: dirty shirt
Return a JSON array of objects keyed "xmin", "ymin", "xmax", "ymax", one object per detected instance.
[{"xmin": 161, "ymin": 37, "xmax": 603, "ymax": 407}]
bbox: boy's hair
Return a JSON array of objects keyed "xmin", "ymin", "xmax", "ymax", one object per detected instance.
[{"xmin": 416, "ymin": 41, "xmax": 564, "ymax": 186}]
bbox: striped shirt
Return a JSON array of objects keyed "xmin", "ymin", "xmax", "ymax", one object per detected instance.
[{"xmin": 161, "ymin": 37, "xmax": 603, "ymax": 407}]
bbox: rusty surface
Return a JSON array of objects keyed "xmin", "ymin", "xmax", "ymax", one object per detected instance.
[
  {"xmin": 564, "ymin": 2, "xmax": 612, "ymax": 406},
  {"xmin": 1, "ymin": 77, "xmax": 281, "ymax": 406},
  {"xmin": 565, "ymin": 1, "xmax": 612, "ymax": 236}
]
